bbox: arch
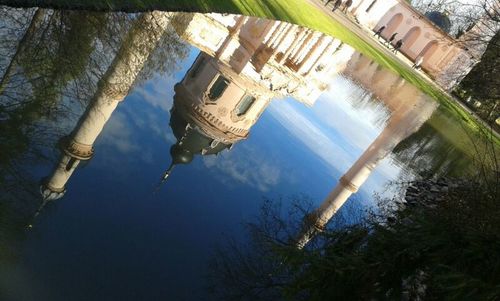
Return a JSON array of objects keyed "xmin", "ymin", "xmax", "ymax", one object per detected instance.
[
  {"xmin": 418, "ymin": 40, "xmax": 439, "ymax": 62},
  {"xmin": 401, "ymin": 26, "xmax": 421, "ymax": 54},
  {"xmin": 383, "ymin": 13, "xmax": 403, "ymax": 39}
]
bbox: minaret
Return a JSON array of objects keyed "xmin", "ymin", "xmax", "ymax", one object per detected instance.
[
  {"xmin": 296, "ymin": 95, "xmax": 437, "ymax": 248},
  {"xmin": 40, "ymin": 12, "xmax": 172, "ymax": 203}
]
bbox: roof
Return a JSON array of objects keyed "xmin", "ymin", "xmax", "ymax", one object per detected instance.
[
  {"xmin": 425, "ymin": 11, "xmax": 452, "ymax": 33},
  {"xmin": 395, "ymin": 0, "xmax": 457, "ymax": 43}
]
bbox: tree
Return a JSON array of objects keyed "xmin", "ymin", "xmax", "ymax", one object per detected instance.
[
  {"xmin": 208, "ymin": 171, "xmax": 500, "ymax": 300},
  {"xmin": 0, "ymin": 8, "xmax": 46, "ymax": 95},
  {"xmin": 0, "ymin": 9, "xmax": 188, "ymax": 271},
  {"xmin": 459, "ymin": 31, "xmax": 500, "ymax": 123}
]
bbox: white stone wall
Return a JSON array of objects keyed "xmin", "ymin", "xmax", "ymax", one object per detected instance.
[{"xmin": 179, "ymin": 53, "xmax": 272, "ymax": 138}]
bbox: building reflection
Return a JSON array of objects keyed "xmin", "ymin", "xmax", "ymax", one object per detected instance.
[
  {"xmin": 159, "ymin": 52, "xmax": 273, "ymax": 182},
  {"xmin": 159, "ymin": 13, "xmax": 357, "ymax": 181},
  {"xmin": 39, "ymin": 12, "xmax": 437, "ymax": 233},
  {"xmin": 39, "ymin": 13, "xmax": 349, "ymax": 207}
]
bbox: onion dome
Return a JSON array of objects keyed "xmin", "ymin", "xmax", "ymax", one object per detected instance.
[{"xmin": 170, "ymin": 144, "xmax": 194, "ymax": 165}]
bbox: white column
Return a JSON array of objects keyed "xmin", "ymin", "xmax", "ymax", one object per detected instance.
[
  {"xmin": 298, "ymin": 34, "xmax": 327, "ymax": 74},
  {"xmin": 71, "ymin": 12, "xmax": 171, "ymax": 153},
  {"xmin": 272, "ymin": 23, "xmax": 294, "ymax": 54},
  {"xmin": 277, "ymin": 26, "xmax": 305, "ymax": 63},
  {"xmin": 215, "ymin": 15, "xmax": 247, "ymax": 59},
  {"xmin": 266, "ymin": 21, "xmax": 284, "ymax": 47},
  {"xmin": 288, "ymin": 29, "xmax": 312, "ymax": 63},
  {"xmin": 45, "ymin": 154, "xmax": 80, "ymax": 192}
]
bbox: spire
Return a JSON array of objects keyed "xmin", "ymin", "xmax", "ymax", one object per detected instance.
[
  {"xmin": 154, "ymin": 162, "xmax": 176, "ymax": 192},
  {"xmin": 160, "ymin": 162, "xmax": 176, "ymax": 183},
  {"xmin": 29, "ymin": 184, "xmax": 65, "ymax": 228},
  {"xmin": 40, "ymin": 183, "xmax": 66, "ymax": 202},
  {"xmin": 33, "ymin": 197, "xmax": 50, "ymax": 219},
  {"xmin": 155, "ymin": 144, "xmax": 194, "ymax": 192}
]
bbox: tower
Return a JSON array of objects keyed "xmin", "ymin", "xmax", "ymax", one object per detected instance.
[
  {"xmin": 295, "ymin": 53, "xmax": 438, "ymax": 248},
  {"xmin": 40, "ymin": 12, "xmax": 172, "ymax": 204},
  {"xmin": 296, "ymin": 94, "xmax": 437, "ymax": 248}
]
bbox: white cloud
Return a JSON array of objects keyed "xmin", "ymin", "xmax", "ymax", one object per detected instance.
[
  {"xmin": 132, "ymin": 73, "xmax": 175, "ymax": 113},
  {"xmin": 100, "ymin": 111, "xmax": 139, "ymax": 154},
  {"xmin": 268, "ymin": 100, "xmax": 355, "ymax": 174},
  {"xmin": 267, "ymin": 78, "xmax": 407, "ymax": 195},
  {"xmin": 202, "ymin": 144, "xmax": 282, "ymax": 192}
]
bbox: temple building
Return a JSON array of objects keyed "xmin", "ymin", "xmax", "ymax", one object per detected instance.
[
  {"xmin": 40, "ymin": 12, "xmax": 444, "ymax": 226},
  {"xmin": 41, "ymin": 13, "xmax": 357, "ymax": 199},
  {"xmin": 348, "ymin": 0, "xmax": 497, "ymax": 89},
  {"xmin": 160, "ymin": 14, "xmax": 357, "ymax": 179}
]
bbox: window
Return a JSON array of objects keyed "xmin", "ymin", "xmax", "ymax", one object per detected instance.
[
  {"xmin": 208, "ymin": 75, "xmax": 229, "ymax": 101},
  {"xmin": 190, "ymin": 57, "xmax": 205, "ymax": 78},
  {"xmin": 236, "ymin": 95, "xmax": 256, "ymax": 116},
  {"xmin": 65, "ymin": 157, "xmax": 77, "ymax": 171}
]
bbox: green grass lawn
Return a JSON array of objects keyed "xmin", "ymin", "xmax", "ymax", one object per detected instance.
[{"xmin": 3, "ymin": 0, "xmax": 498, "ymax": 145}]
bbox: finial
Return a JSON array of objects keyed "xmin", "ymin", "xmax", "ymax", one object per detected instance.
[
  {"xmin": 161, "ymin": 162, "xmax": 176, "ymax": 182},
  {"xmin": 154, "ymin": 162, "xmax": 176, "ymax": 193},
  {"xmin": 27, "ymin": 200, "xmax": 48, "ymax": 229}
]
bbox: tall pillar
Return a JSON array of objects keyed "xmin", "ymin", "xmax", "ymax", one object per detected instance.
[
  {"xmin": 304, "ymin": 39, "xmax": 336, "ymax": 76},
  {"xmin": 290, "ymin": 30, "xmax": 315, "ymax": 64},
  {"xmin": 272, "ymin": 23, "xmax": 294, "ymax": 56},
  {"xmin": 296, "ymin": 96, "xmax": 437, "ymax": 248},
  {"xmin": 40, "ymin": 12, "xmax": 171, "ymax": 201},
  {"xmin": 40, "ymin": 153, "xmax": 80, "ymax": 201},
  {"xmin": 272, "ymin": 22, "xmax": 290, "ymax": 48},
  {"xmin": 277, "ymin": 26, "xmax": 305, "ymax": 63},
  {"xmin": 297, "ymin": 34, "xmax": 327, "ymax": 74},
  {"xmin": 215, "ymin": 15, "xmax": 247, "ymax": 59},
  {"xmin": 288, "ymin": 29, "xmax": 311, "ymax": 64},
  {"xmin": 71, "ymin": 12, "xmax": 171, "ymax": 151},
  {"xmin": 267, "ymin": 22, "xmax": 285, "ymax": 47}
]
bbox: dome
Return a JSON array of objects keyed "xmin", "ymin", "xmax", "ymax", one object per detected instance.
[
  {"xmin": 170, "ymin": 144, "xmax": 194, "ymax": 165},
  {"xmin": 169, "ymin": 96, "xmax": 232, "ymax": 157},
  {"xmin": 425, "ymin": 11, "xmax": 452, "ymax": 33}
]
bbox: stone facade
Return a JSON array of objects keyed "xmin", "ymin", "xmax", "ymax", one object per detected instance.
[
  {"xmin": 348, "ymin": 0, "xmax": 495, "ymax": 90},
  {"xmin": 173, "ymin": 13, "xmax": 347, "ymax": 107}
]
